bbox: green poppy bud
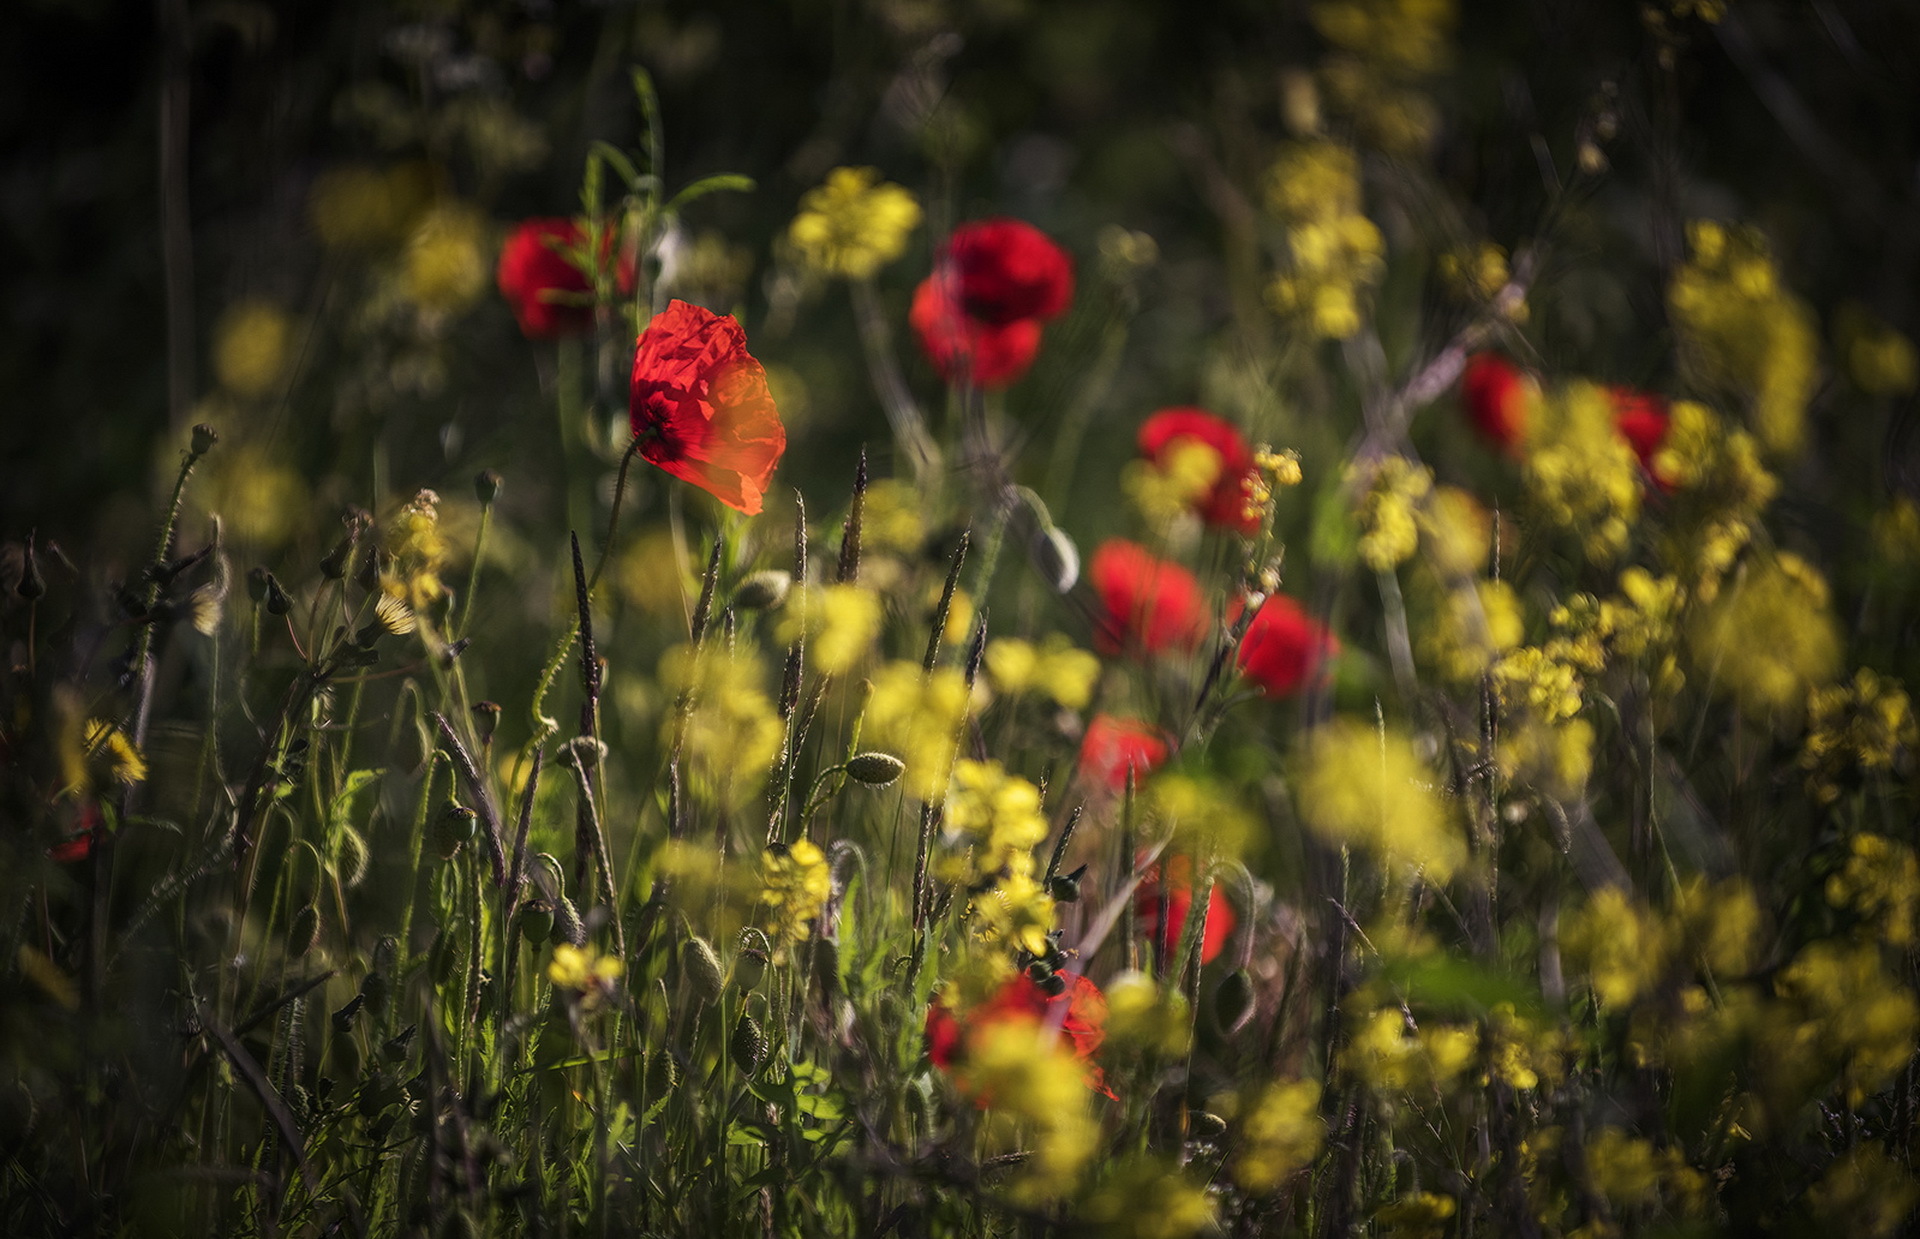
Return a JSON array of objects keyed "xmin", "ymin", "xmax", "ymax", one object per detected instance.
[
  {"xmin": 730, "ymin": 1012, "xmax": 766, "ymax": 1076},
  {"xmin": 845, "ymin": 751, "xmax": 906, "ymax": 787},
  {"xmin": 516, "ymin": 900, "xmax": 555, "ymax": 944},
  {"xmin": 732, "ymin": 569, "xmax": 791, "ymax": 610},
  {"xmin": 683, "ymin": 935, "xmax": 726, "ymax": 1002},
  {"xmin": 434, "ymin": 803, "xmax": 477, "ymax": 860},
  {"xmin": 474, "ymin": 469, "xmax": 503, "ymax": 505},
  {"xmin": 1213, "ymin": 969, "xmax": 1255, "ymax": 1035}
]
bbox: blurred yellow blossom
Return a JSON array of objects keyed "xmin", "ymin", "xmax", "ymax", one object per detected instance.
[
  {"xmin": 308, "ymin": 163, "xmax": 432, "ymax": 251},
  {"xmin": 1103, "ymin": 971, "xmax": 1191, "ymax": 1057},
  {"xmin": 1801, "ymin": 668, "xmax": 1916, "ymax": 804},
  {"xmin": 212, "ymin": 300, "xmax": 293, "ymax": 399},
  {"xmin": 864, "ymin": 660, "xmax": 971, "ymax": 801},
  {"xmin": 760, "ymin": 839, "xmax": 830, "ymax": 948},
  {"xmin": 985, "ymin": 636, "xmax": 1100, "ymax": 710},
  {"xmin": 1080, "ymin": 1156, "xmax": 1215, "ymax": 1239},
  {"xmin": 958, "ymin": 1019, "xmax": 1098, "ymax": 1204},
  {"xmin": 1689, "ymin": 551, "xmax": 1841, "ymax": 721},
  {"xmin": 1825, "ymin": 834, "xmax": 1920, "ymax": 946},
  {"xmin": 1298, "ymin": 719, "xmax": 1464, "ymax": 880},
  {"xmin": 1563, "ymin": 888, "xmax": 1670, "ymax": 1007},
  {"xmin": 1834, "ymin": 303, "xmax": 1918, "ymax": 397},
  {"xmin": 775, "ymin": 583, "xmax": 882, "ymax": 676},
  {"xmin": 548, "ymin": 943, "xmax": 622, "ymax": 1009},
  {"xmin": 859, "ymin": 480, "xmax": 926, "ymax": 555},
  {"xmin": 82, "ymin": 718, "xmax": 147, "ymax": 786},
  {"xmin": 1264, "ymin": 141, "xmax": 1385, "ymax": 339},
  {"xmin": 1341, "ymin": 1006, "xmax": 1476, "ymax": 1092},
  {"xmin": 1233, "ymin": 1079, "xmax": 1324, "ymax": 1192},
  {"xmin": 1669, "ymin": 220, "xmax": 1819, "ymax": 454},
  {"xmin": 402, "ymin": 204, "xmax": 490, "ymax": 313},
  {"xmin": 1525, "ymin": 380, "xmax": 1641, "ymax": 563},
  {"xmin": 788, "ymin": 167, "xmax": 922, "ymax": 279},
  {"xmin": 1807, "ymin": 1144, "xmax": 1920, "ymax": 1239},
  {"xmin": 1353, "ymin": 455, "xmax": 1433, "ymax": 572},
  {"xmin": 940, "ymin": 759, "xmax": 1049, "ymax": 887},
  {"xmin": 660, "ymin": 644, "xmax": 785, "ymax": 806},
  {"xmin": 1767, "ymin": 938, "xmax": 1919, "ymax": 1105},
  {"xmin": 1373, "ymin": 1192, "xmax": 1456, "ymax": 1239}
]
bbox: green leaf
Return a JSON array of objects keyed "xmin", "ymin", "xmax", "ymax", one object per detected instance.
[{"xmin": 665, "ymin": 174, "xmax": 755, "ymax": 214}]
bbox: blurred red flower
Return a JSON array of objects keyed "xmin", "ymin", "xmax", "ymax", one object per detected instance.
[
  {"xmin": 1234, "ymin": 593, "xmax": 1338, "ymax": 698},
  {"xmin": 497, "ymin": 217, "xmax": 632, "ymax": 339},
  {"xmin": 911, "ymin": 218, "xmax": 1072, "ymax": 387},
  {"xmin": 1459, "ymin": 353, "xmax": 1533, "ymax": 453},
  {"xmin": 1078, "ymin": 714, "xmax": 1171, "ymax": 791},
  {"xmin": 1607, "ymin": 384, "xmax": 1672, "ymax": 485},
  {"xmin": 1137, "ymin": 407, "xmax": 1262, "ymax": 534},
  {"xmin": 909, "ymin": 276, "xmax": 1043, "ymax": 387},
  {"xmin": 1089, "ymin": 539, "xmax": 1207, "ymax": 657},
  {"xmin": 1136, "ymin": 854, "xmax": 1236, "ymax": 966},
  {"xmin": 629, "ymin": 300, "xmax": 787, "ymax": 515},
  {"xmin": 926, "ymin": 970, "xmax": 1110, "ymax": 1097}
]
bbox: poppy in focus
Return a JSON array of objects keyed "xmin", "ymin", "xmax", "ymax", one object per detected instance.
[
  {"xmin": 911, "ymin": 218, "xmax": 1072, "ymax": 387},
  {"xmin": 629, "ymin": 300, "xmax": 787, "ymax": 515},
  {"xmin": 1136, "ymin": 408, "xmax": 1263, "ymax": 534},
  {"xmin": 1459, "ymin": 353, "xmax": 1534, "ymax": 453},
  {"xmin": 1235, "ymin": 593, "xmax": 1339, "ymax": 698},
  {"xmin": 1078, "ymin": 714, "xmax": 1171, "ymax": 791},
  {"xmin": 1089, "ymin": 539, "xmax": 1207, "ymax": 657},
  {"xmin": 1136, "ymin": 854, "xmax": 1236, "ymax": 966},
  {"xmin": 497, "ymin": 217, "xmax": 632, "ymax": 339},
  {"xmin": 926, "ymin": 970, "xmax": 1109, "ymax": 1096}
]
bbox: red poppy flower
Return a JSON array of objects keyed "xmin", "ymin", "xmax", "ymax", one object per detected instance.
[
  {"xmin": 1089, "ymin": 539, "xmax": 1207, "ymax": 657},
  {"xmin": 48, "ymin": 800, "xmax": 104, "ymax": 863},
  {"xmin": 1459, "ymin": 353, "xmax": 1533, "ymax": 453},
  {"xmin": 1136, "ymin": 854, "xmax": 1236, "ymax": 967},
  {"xmin": 910, "ymin": 218, "xmax": 1072, "ymax": 387},
  {"xmin": 943, "ymin": 219, "xmax": 1074, "ymax": 326},
  {"xmin": 497, "ymin": 217, "xmax": 634, "ymax": 340},
  {"xmin": 926, "ymin": 970, "xmax": 1110, "ymax": 1098},
  {"xmin": 1137, "ymin": 407, "xmax": 1262, "ymax": 534},
  {"xmin": 1233, "ymin": 593, "xmax": 1338, "ymax": 698},
  {"xmin": 1078, "ymin": 714, "xmax": 1171, "ymax": 791},
  {"xmin": 1607, "ymin": 384, "xmax": 1672, "ymax": 485},
  {"xmin": 629, "ymin": 300, "xmax": 787, "ymax": 515},
  {"xmin": 910, "ymin": 276, "xmax": 1043, "ymax": 387}
]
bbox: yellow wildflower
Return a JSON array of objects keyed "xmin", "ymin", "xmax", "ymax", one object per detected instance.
[
  {"xmin": 1768, "ymin": 939, "xmax": 1919, "ymax": 1104},
  {"xmin": 863, "ymin": 660, "xmax": 971, "ymax": 801},
  {"xmin": 1807, "ymin": 1144, "xmax": 1920, "ymax": 1239},
  {"xmin": 659, "ymin": 644, "xmax": 785, "ymax": 806},
  {"xmin": 1834, "ymin": 303, "xmax": 1918, "ymax": 396},
  {"xmin": 1104, "ymin": 971, "xmax": 1192, "ymax": 1057},
  {"xmin": 1825, "ymin": 834, "xmax": 1920, "ymax": 947},
  {"xmin": 1080, "ymin": 1156, "xmax": 1216, "ymax": 1239},
  {"xmin": 1374, "ymin": 1192, "xmax": 1457, "ymax": 1239},
  {"xmin": 859, "ymin": 479, "xmax": 926, "ymax": 555},
  {"xmin": 959, "ymin": 1019, "xmax": 1099, "ymax": 1204},
  {"xmin": 548, "ymin": 943, "xmax": 622, "ymax": 1009},
  {"xmin": 1264, "ymin": 140, "xmax": 1385, "ymax": 338},
  {"xmin": 760, "ymin": 839, "xmax": 831, "ymax": 949},
  {"xmin": 775, "ymin": 583, "xmax": 882, "ymax": 676},
  {"xmin": 1297, "ymin": 719, "xmax": 1464, "ymax": 881},
  {"xmin": 1234, "ymin": 1079, "xmax": 1325, "ymax": 1192},
  {"xmin": 1562, "ymin": 888, "xmax": 1670, "ymax": 1007},
  {"xmin": 941, "ymin": 759, "xmax": 1049, "ymax": 886},
  {"xmin": 1524, "ymin": 381, "xmax": 1641, "ymax": 563},
  {"xmin": 788, "ymin": 167, "xmax": 922, "ymax": 279},
  {"xmin": 402, "ymin": 204, "xmax": 490, "ymax": 313},
  {"xmin": 82, "ymin": 718, "xmax": 147, "ymax": 785},
  {"xmin": 212, "ymin": 301, "xmax": 293, "ymax": 399},
  {"xmin": 308, "ymin": 163, "xmax": 431, "ymax": 251},
  {"xmin": 1689, "ymin": 551, "xmax": 1842, "ymax": 721},
  {"xmin": 1353, "ymin": 455, "xmax": 1433, "ymax": 572},
  {"xmin": 1124, "ymin": 438, "xmax": 1223, "ymax": 526},
  {"xmin": 1801, "ymin": 668, "xmax": 1917, "ymax": 804}
]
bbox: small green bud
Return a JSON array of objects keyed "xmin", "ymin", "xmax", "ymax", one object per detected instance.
[
  {"xmin": 1213, "ymin": 969, "xmax": 1255, "ymax": 1035},
  {"xmin": 470, "ymin": 700, "xmax": 502, "ymax": 742},
  {"xmin": 1190, "ymin": 1111, "xmax": 1229, "ymax": 1141},
  {"xmin": 729, "ymin": 1012, "xmax": 767, "ymax": 1076},
  {"xmin": 732, "ymin": 569, "xmax": 791, "ymax": 610},
  {"xmin": 845, "ymin": 751, "xmax": 906, "ymax": 787},
  {"xmin": 549, "ymin": 896, "xmax": 585, "ymax": 947},
  {"xmin": 262, "ymin": 571, "xmax": 292, "ymax": 615},
  {"xmin": 474, "ymin": 469, "xmax": 503, "ymax": 505},
  {"xmin": 434, "ymin": 803, "xmax": 477, "ymax": 860},
  {"xmin": 190, "ymin": 423, "xmax": 219, "ymax": 456},
  {"xmin": 650, "ymin": 1048, "xmax": 680, "ymax": 1091},
  {"xmin": 683, "ymin": 935, "xmax": 726, "ymax": 1002},
  {"xmin": 516, "ymin": 900, "xmax": 555, "ymax": 944},
  {"xmin": 733, "ymin": 927, "xmax": 770, "ymax": 991}
]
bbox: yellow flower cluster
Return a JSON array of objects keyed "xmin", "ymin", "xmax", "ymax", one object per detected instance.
[
  {"xmin": 1373, "ymin": 1192, "xmax": 1457, "ymax": 1239},
  {"xmin": 1341, "ymin": 1006, "xmax": 1476, "ymax": 1092},
  {"xmin": 81, "ymin": 718, "xmax": 148, "ymax": 787},
  {"xmin": 858, "ymin": 480, "xmax": 927, "ymax": 556},
  {"xmin": 1437, "ymin": 242, "xmax": 1510, "ymax": 302},
  {"xmin": 1233, "ymin": 1079, "xmax": 1325, "ymax": 1192},
  {"xmin": 1079, "ymin": 1155, "xmax": 1215, "ymax": 1239},
  {"xmin": 1263, "ymin": 141, "xmax": 1385, "ymax": 340},
  {"xmin": 1801, "ymin": 668, "xmax": 1917, "ymax": 805},
  {"xmin": 548, "ymin": 943, "xmax": 622, "ymax": 1010},
  {"xmin": 212, "ymin": 301, "xmax": 293, "ymax": 399},
  {"xmin": 1562, "ymin": 888, "xmax": 1669, "ymax": 1007},
  {"xmin": 1104, "ymin": 971, "xmax": 1192, "ymax": 1057},
  {"xmin": 1145, "ymin": 773, "xmax": 1257, "ymax": 858},
  {"xmin": 1668, "ymin": 221, "xmax": 1819, "ymax": 454},
  {"xmin": 1766, "ymin": 939, "xmax": 1919, "ymax": 1105},
  {"xmin": 386, "ymin": 488, "xmax": 452, "ymax": 611},
  {"xmin": 1241, "ymin": 446, "xmax": 1305, "ymax": 525},
  {"xmin": 1298, "ymin": 720, "xmax": 1463, "ymax": 880},
  {"xmin": 941, "ymin": 759, "xmax": 1049, "ymax": 887},
  {"xmin": 1418, "ymin": 577, "xmax": 1523, "ymax": 684},
  {"xmin": 960, "ymin": 1020, "xmax": 1098, "ymax": 1204},
  {"xmin": 1523, "ymin": 381, "xmax": 1641, "ymax": 563},
  {"xmin": 1310, "ymin": 0, "xmax": 1455, "ymax": 153},
  {"xmin": 1689, "ymin": 551, "xmax": 1841, "ymax": 721},
  {"xmin": 1123, "ymin": 438, "xmax": 1222, "ymax": 526},
  {"xmin": 1825, "ymin": 834, "xmax": 1920, "ymax": 947},
  {"xmin": 1583, "ymin": 1127, "xmax": 1708, "ymax": 1215},
  {"xmin": 308, "ymin": 163, "xmax": 433, "ymax": 252},
  {"xmin": 984, "ymin": 636, "xmax": 1101, "ymax": 710},
  {"xmin": 863, "ymin": 660, "xmax": 971, "ymax": 801},
  {"xmin": 760, "ymin": 839, "xmax": 830, "ymax": 948},
  {"xmin": 402, "ymin": 204, "xmax": 490, "ymax": 314},
  {"xmin": 1835, "ymin": 303, "xmax": 1919, "ymax": 396},
  {"xmin": 1652, "ymin": 400, "xmax": 1777, "ymax": 599},
  {"xmin": 788, "ymin": 167, "xmax": 922, "ymax": 280},
  {"xmin": 660, "ymin": 644, "xmax": 785, "ymax": 806},
  {"xmin": 1807, "ymin": 1144, "xmax": 1920, "ymax": 1239},
  {"xmin": 1353, "ymin": 455, "xmax": 1433, "ymax": 572},
  {"xmin": 774, "ymin": 583, "xmax": 882, "ymax": 676}
]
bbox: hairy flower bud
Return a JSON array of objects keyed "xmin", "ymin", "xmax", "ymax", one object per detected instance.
[
  {"xmin": 733, "ymin": 570, "xmax": 792, "ymax": 610},
  {"xmin": 191, "ymin": 423, "xmax": 219, "ymax": 456},
  {"xmin": 734, "ymin": 927, "xmax": 771, "ymax": 991},
  {"xmin": 845, "ymin": 751, "xmax": 907, "ymax": 787},
  {"xmin": 434, "ymin": 803, "xmax": 477, "ymax": 860},
  {"xmin": 516, "ymin": 899, "xmax": 555, "ymax": 944},
  {"xmin": 730, "ymin": 1011, "xmax": 767, "ymax": 1076},
  {"xmin": 683, "ymin": 935, "xmax": 726, "ymax": 1002}
]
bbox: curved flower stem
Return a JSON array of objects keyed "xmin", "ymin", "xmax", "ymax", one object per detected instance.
[
  {"xmin": 849, "ymin": 276, "xmax": 940, "ymax": 481},
  {"xmin": 454, "ymin": 496, "xmax": 493, "ymax": 640}
]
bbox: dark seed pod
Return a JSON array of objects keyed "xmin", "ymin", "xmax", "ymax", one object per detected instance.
[
  {"xmin": 516, "ymin": 900, "xmax": 555, "ymax": 944},
  {"xmin": 246, "ymin": 566, "xmax": 270, "ymax": 604},
  {"xmin": 330, "ymin": 994, "xmax": 364, "ymax": 1034},
  {"xmin": 190, "ymin": 423, "xmax": 219, "ymax": 456},
  {"xmin": 683, "ymin": 935, "xmax": 726, "ymax": 1003},
  {"xmin": 845, "ymin": 751, "xmax": 907, "ymax": 787},
  {"xmin": 434, "ymin": 803, "xmax": 477, "ymax": 860},
  {"xmin": 729, "ymin": 1012, "xmax": 766, "ymax": 1076},
  {"xmin": 382, "ymin": 1024, "xmax": 416, "ymax": 1064},
  {"xmin": 549, "ymin": 896, "xmax": 585, "ymax": 947},
  {"xmin": 321, "ymin": 531, "xmax": 356, "ymax": 580},
  {"xmin": 288, "ymin": 904, "xmax": 322, "ymax": 958},
  {"xmin": 474, "ymin": 469, "xmax": 503, "ymax": 505},
  {"xmin": 1026, "ymin": 960, "xmax": 1053, "ymax": 983},
  {"xmin": 1213, "ymin": 969, "xmax": 1255, "ymax": 1035},
  {"xmin": 262, "ymin": 572, "xmax": 292, "ymax": 615},
  {"xmin": 1047, "ymin": 873, "xmax": 1082, "ymax": 903},
  {"xmin": 1190, "ymin": 1111, "xmax": 1229, "ymax": 1141},
  {"xmin": 470, "ymin": 700, "xmax": 502, "ymax": 742},
  {"xmin": 732, "ymin": 569, "xmax": 791, "ymax": 610},
  {"xmin": 17, "ymin": 538, "xmax": 45, "ymax": 601},
  {"xmin": 733, "ymin": 927, "xmax": 770, "ymax": 991},
  {"xmin": 359, "ymin": 970, "xmax": 390, "ymax": 1017}
]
